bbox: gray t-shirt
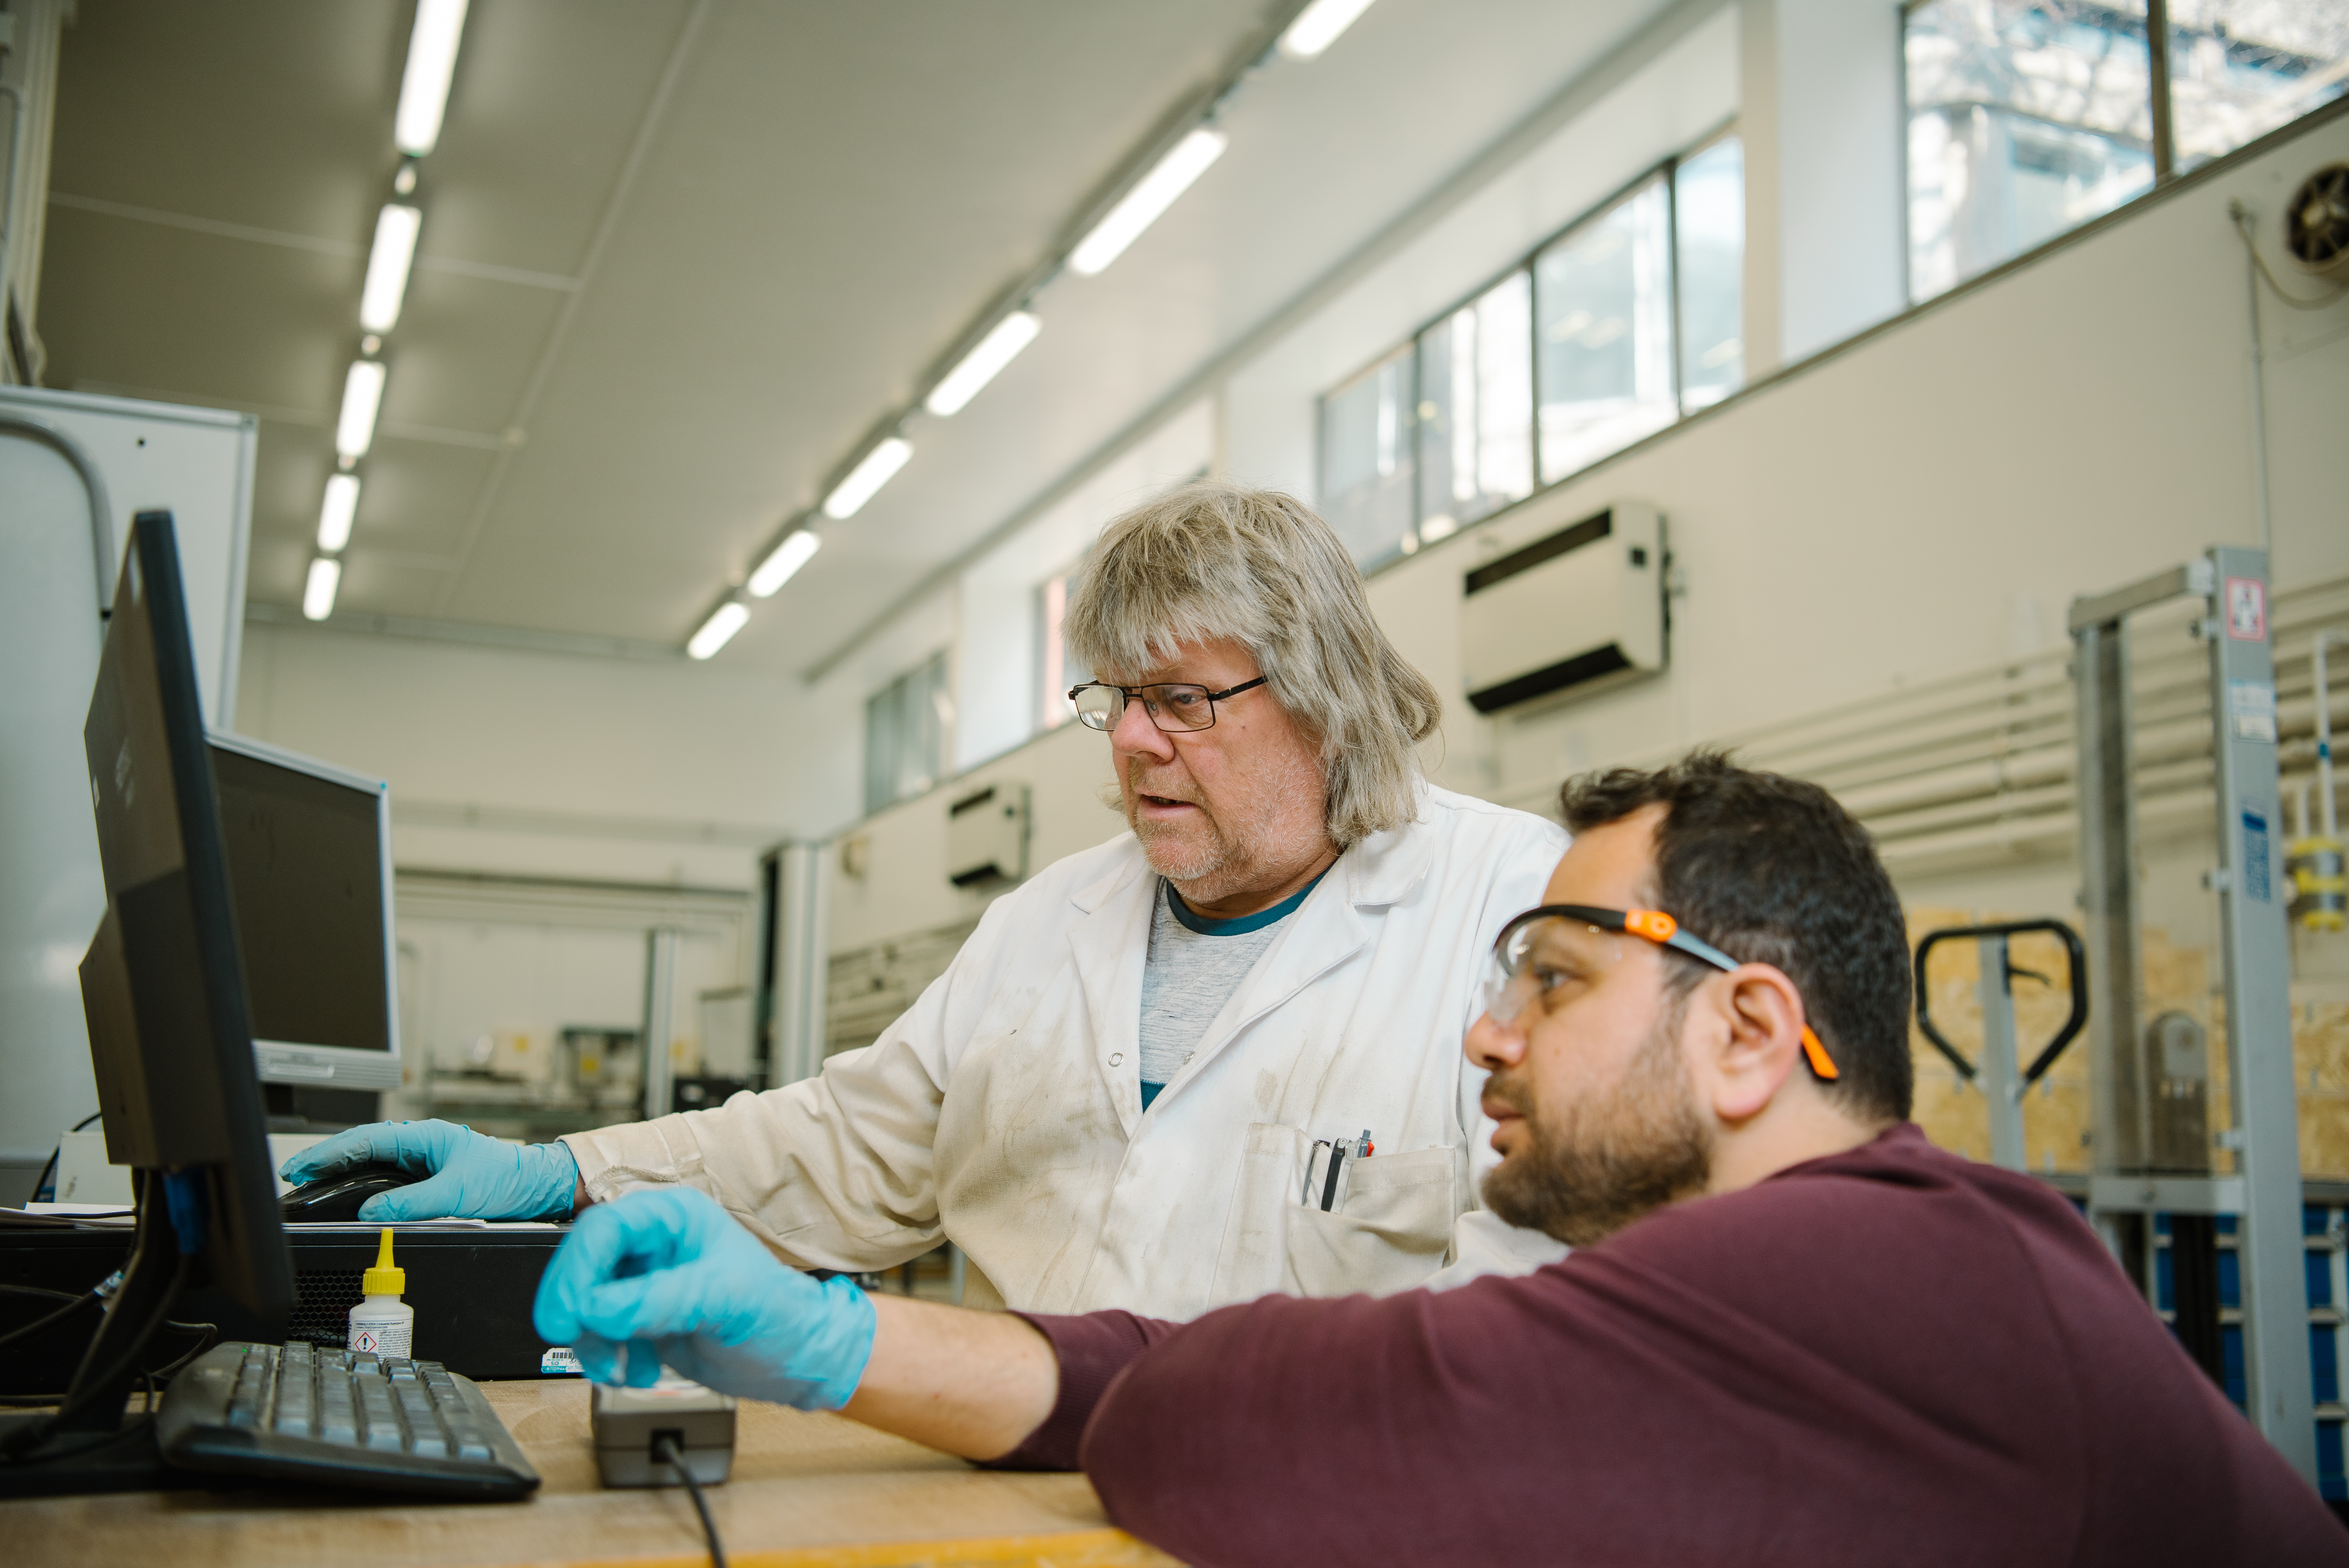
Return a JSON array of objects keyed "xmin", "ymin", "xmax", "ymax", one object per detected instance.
[{"xmin": 1137, "ymin": 870, "xmax": 1328, "ymax": 1109}]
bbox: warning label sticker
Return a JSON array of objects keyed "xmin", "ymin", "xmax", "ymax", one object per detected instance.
[{"xmin": 2225, "ymin": 577, "xmax": 2267, "ymax": 641}]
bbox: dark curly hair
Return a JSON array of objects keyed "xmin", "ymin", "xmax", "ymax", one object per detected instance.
[{"xmin": 1560, "ymin": 750, "xmax": 1912, "ymax": 1122}]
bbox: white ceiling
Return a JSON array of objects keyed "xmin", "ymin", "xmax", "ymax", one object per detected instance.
[{"xmin": 40, "ymin": 0, "xmax": 1682, "ymax": 670}]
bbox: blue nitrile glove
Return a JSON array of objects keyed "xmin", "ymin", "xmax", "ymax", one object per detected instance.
[
  {"xmin": 531, "ymin": 1186, "xmax": 875, "ymax": 1411},
  {"xmin": 278, "ymin": 1119, "xmax": 580, "ymax": 1223}
]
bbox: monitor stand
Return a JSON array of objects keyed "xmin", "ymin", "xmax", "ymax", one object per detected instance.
[{"xmin": 0, "ymin": 1171, "xmax": 213, "ymax": 1498}]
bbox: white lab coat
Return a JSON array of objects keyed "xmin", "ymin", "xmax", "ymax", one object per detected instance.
[{"xmin": 564, "ymin": 783, "xmax": 1567, "ymax": 1319}]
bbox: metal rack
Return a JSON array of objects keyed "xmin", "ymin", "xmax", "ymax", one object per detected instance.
[{"xmin": 2070, "ymin": 546, "xmax": 2313, "ymax": 1481}]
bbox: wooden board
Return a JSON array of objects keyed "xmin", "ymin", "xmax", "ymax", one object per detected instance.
[{"xmin": 3, "ymin": 1379, "xmax": 1182, "ymax": 1568}]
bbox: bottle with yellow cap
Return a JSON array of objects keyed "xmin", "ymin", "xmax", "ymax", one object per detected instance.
[{"xmin": 349, "ymin": 1227, "xmax": 414, "ymax": 1358}]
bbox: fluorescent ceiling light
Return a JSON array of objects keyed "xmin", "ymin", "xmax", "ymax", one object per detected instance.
[
  {"xmin": 317, "ymin": 474, "xmax": 362, "ymax": 552},
  {"xmin": 359, "ymin": 205, "xmax": 422, "ymax": 333},
  {"xmin": 925, "ymin": 311, "xmax": 1042, "ymax": 416},
  {"xmin": 395, "ymin": 0, "xmax": 469, "ymax": 156},
  {"xmin": 336, "ymin": 360, "xmax": 387, "ymax": 460},
  {"xmin": 1278, "ymin": 0, "xmax": 1379, "ymax": 59},
  {"xmin": 822, "ymin": 437, "xmax": 913, "ymax": 520},
  {"xmin": 1068, "ymin": 127, "xmax": 1227, "ymax": 276},
  {"xmin": 687, "ymin": 600, "xmax": 751, "ymax": 660},
  {"xmin": 747, "ymin": 528, "xmax": 822, "ymax": 598},
  {"xmin": 302, "ymin": 557, "xmax": 342, "ymax": 622}
]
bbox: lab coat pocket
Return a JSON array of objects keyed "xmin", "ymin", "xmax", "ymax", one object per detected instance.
[
  {"xmin": 1209, "ymin": 1122, "xmax": 1314, "ymax": 1304},
  {"xmin": 1283, "ymin": 1143, "xmax": 1459, "ymax": 1298}
]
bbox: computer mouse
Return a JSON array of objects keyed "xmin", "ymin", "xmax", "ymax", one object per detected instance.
[{"xmin": 280, "ymin": 1161, "xmax": 421, "ymax": 1222}]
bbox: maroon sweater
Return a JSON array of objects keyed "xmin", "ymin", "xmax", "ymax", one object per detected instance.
[{"xmin": 1002, "ymin": 1125, "xmax": 2343, "ymax": 1567}]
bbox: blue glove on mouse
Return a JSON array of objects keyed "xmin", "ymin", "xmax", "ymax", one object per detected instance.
[
  {"xmin": 532, "ymin": 1186, "xmax": 875, "ymax": 1411},
  {"xmin": 279, "ymin": 1119, "xmax": 580, "ymax": 1223}
]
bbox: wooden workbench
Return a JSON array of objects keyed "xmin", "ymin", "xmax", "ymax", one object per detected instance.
[{"xmin": 6, "ymin": 1379, "xmax": 1183, "ymax": 1567}]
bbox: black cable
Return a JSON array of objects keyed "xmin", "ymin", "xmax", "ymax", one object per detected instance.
[
  {"xmin": 652, "ymin": 1432, "xmax": 727, "ymax": 1568},
  {"xmin": 0, "ymin": 1314, "xmax": 216, "ymax": 1405},
  {"xmin": 144, "ymin": 1321, "xmax": 218, "ymax": 1383},
  {"xmin": 2231, "ymin": 201, "xmax": 2349, "ymax": 312},
  {"xmin": 26, "ymin": 1111, "xmax": 104, "ymax": 1205},
  {"xmin": 0, "ymin": 1254, "xmax": 191, "ymax": 1459},
  {"xmin": 0, "ymin": 1286, "xmax": 100, "ymax": 1353}
]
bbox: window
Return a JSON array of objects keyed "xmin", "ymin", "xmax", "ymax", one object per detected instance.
[
  {"xmin": 1034, "ymin": 567, "xmax": 1091, "ymax": 732},
  {"xmin": 1906, "ymin": 0, "xmax": 2157, "ymax": 302},
  {"xmin": 1415, "ymin": 272, "xmax": 1534, "ymax": 546},
  {"xmin": 1675, "ymin": 135, "xmax": 1746, "ymax": 411},
  {"xmin": 864, "ymin": 652, "xmax": 951, "ymax": 815},
  {"xmin": 1536, "ymin": 176, "xmax": 1677, "ymax": 485},
  {"xmin": 1905, "ymin": 1, "xmax": 2345, "ymax": 302},
  {"xmin": 2167, "ymin": 2, "xmax": 2349, "ymax": 170},
  {"xmin": 1317, "ymin": 345, "xmax": 1417, "ymax": 565},
  {"xmin": 1312, "ymin": 130, "xmax": 1744, "ymax": 569}
]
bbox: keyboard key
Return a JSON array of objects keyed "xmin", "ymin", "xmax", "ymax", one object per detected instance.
[
  {"xmin": 409, "ymin": 1428, "xmax": 451, "ymax": 1459},
  {"xmin": 272, "ymin": 1407, "xmax": 311, "ymax": 1437},
  {"xmin": 363, "ymin": 1421, "xmax": 405, "ymax": 1453},
  {"xmin": 225, "ymin": 1400, "xmax": 260, "ymax": 1430},
  {"xmin": 452, "ymin": 1431, "xmax": 495, "ymax": 1461}
]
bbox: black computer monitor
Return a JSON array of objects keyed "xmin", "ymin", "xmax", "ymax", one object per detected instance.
[
  {"xmin": 211, "ymin": 734, "xmax": 401, "ymax": 1094},
  {"xmin": 0, "ymin": 511, "xmax": 292, "ymax": 1487}
]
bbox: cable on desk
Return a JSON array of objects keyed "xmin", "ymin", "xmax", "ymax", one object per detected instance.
[
  {"xmin": 0, "ymin": 1282, "xmax": 102, "ymax": 1352},
  {"xmin": 651, "ymin": 1431, "xmax": 727, "ymax": 1568}
]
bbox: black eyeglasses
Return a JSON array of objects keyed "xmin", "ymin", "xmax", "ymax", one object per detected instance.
[{"xmin": 1067, "ymin": 677, "xmax": 1267, "ymax": 734}]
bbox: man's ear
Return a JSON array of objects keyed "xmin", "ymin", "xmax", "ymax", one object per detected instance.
[{"xmin": 1686, "ymin": 965, "xmax": 1810, "ymax": 1124}]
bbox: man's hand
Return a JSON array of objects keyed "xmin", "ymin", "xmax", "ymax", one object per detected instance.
[
  {"xmin": 531, "ymin": 1187, "xmax": 875, "ymax": 1411},
  {"xmin": 280, "ymin": 1120, "xmax": 581, "ymax": 1223}
]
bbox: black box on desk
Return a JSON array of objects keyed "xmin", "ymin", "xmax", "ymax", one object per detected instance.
[{"xmin": 0, "ymin": 1226, "xmax": 574, "ymax": 1392}]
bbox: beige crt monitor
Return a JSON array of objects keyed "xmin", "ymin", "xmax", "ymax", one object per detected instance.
[{"xmin": 208, "ymin": 732, "xmax": 403, "ymax": 1092}]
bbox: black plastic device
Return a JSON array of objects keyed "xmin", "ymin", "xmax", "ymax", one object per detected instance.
[
  {"xmin": 278, "ymin": 1163, "xmax": 421, "ymax": 1223},
  {"xmin": 0, "ymin": 514, "xmax": 297, "ymax": 1497}
]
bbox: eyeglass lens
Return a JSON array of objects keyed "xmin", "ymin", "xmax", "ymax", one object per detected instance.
[
  {"xmin": 1071, "ymin": 684, "xmax": 1217, "ymax": 733},
  {"xmin": 1481, "ymin": 916, "xmax": 1626, "ymax": 1025}
]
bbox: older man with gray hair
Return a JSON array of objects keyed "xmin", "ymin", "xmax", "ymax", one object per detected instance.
[{"xmin": 285, "ymin": 481, "xmax": 1566, "ymax": 1317}]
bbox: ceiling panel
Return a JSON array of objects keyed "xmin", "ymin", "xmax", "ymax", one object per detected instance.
[{"xmin": 39, "ymin": 0, "xmax": 1687, "ymax": 661}]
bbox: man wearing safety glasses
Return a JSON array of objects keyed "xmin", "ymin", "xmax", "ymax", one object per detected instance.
[
  {"xmin": 287, "ymin": 479, "xmax": 1566, "ymax": 1317},
  {"xmin": 534, "ymin": 751, "xmax": 2337, "ymax": 1564}
]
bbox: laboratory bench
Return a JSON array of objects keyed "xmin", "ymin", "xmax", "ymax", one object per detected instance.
[{"xmin": 3, "ymin": 1377, "xmax": 1182, "ymax": 1567}]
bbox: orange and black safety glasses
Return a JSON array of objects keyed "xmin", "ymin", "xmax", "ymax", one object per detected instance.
[{"xmin": 1484, "ymin": 903, "xmax": 1839, "ymax": 1081}]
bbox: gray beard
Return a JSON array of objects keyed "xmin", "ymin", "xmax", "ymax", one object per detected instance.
[
  {"xmin": 1479, "ymin": 1010, "xmax": 1713, "ymax": 1247},
  {"xmin": 1120, "ymin": 747, "xmax": 1326, "ymax": 907}
]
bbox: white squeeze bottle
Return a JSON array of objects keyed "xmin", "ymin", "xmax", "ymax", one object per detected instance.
[{"xmin": 349, "ymin": 1228, "xmax": 415, "ymax": 1358}]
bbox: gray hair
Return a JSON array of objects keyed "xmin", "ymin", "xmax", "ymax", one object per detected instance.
[{"xmin": 1063, "ymin": 480, "xmax": 1442, "ymax": 848}]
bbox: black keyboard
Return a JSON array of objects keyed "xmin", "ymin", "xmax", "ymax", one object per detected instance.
[{"xmin": 156, "ymin": 1340, "xmax": 540, "ymax": 1500}]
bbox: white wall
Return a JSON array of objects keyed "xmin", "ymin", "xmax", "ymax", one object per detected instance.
[
  {"xmin": 235, "ymin": 619, "xmax": 861, "ymax": 888},
  {"xmin": 1370, "ymin": 109, "xmax": 2349, "ymax": 814},
  {"xmin": 1223, "ymin": 7, "xmax": 1742, "ymax": 500},
  {"xmin": 823, "ymin": 109, "xmax": 2349, "ymax": 965}
]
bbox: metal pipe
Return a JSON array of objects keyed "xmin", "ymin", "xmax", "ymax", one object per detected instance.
[
  {"xmin": 2232, "ymin": 201, "xmax": 2275, "ymax": 558},
  {"xmin": 0, "ymin": 410, "xmax": 116, "ymax": 611}
]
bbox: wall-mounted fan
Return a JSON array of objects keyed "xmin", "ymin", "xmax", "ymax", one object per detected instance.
[{"xmin": 2286, "ymin": 162, "xmax": 2349, "ymax": 277}]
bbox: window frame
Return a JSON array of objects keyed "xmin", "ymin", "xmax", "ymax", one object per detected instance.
[
  {"xmin": 1898, "ymin": 0, "xmax": 2348, "ymax": 303},
  {"xmin": 1312, "ymin": 120, "xmax": 1742, "ymax": 572}
]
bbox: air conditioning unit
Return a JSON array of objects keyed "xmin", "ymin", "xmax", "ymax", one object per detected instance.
[
  {"xmin": 1461, "ymin": 502, "xmax": 1665, "ymax": 714},
  {"xmin": 947, "ymin": 782, "xmax": 1029, "ymax": 887}
]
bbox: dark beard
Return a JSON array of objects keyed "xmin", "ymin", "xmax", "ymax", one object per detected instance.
[{"xmin": 1480, "ymin": 1019, "xmax": 1713, "ymax": 1247}]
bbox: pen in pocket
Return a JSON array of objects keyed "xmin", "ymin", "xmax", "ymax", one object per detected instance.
[{"xmin": 1311, "ymin": 1129, "xmax": 1375, "ymax": 1211}]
